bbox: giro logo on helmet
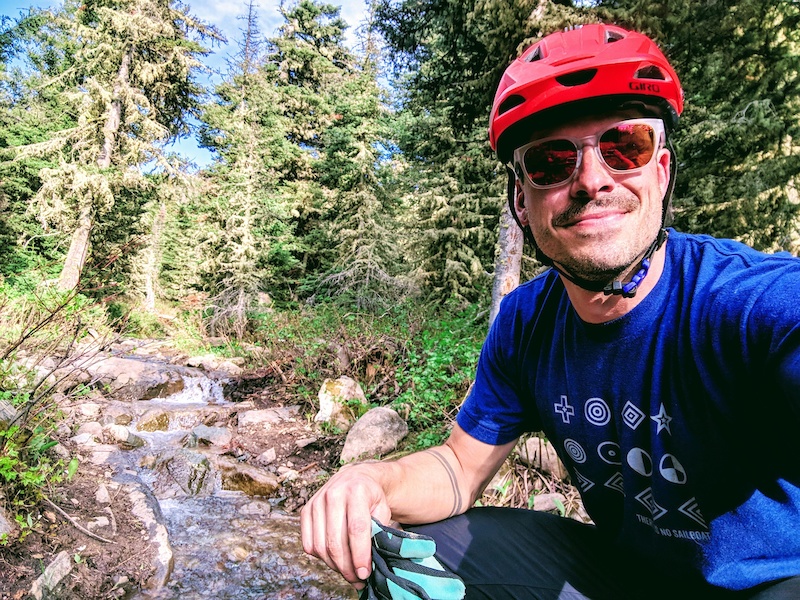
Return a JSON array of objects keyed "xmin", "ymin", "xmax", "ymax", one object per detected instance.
[{"xmin": 630, "ymin": 82, "xmax": 662, "ymax": 93}]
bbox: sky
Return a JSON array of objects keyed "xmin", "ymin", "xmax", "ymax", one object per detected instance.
[{"xmin": 0, "ymin": 0, "xmax": 370, "ymax": 166}]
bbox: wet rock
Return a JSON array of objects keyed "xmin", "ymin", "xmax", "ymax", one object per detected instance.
[
  {"xmin": 216, "ymin": 456, "xmax": 279, "ymax": 497},
  {"xmin": 340, "ymin": 407, "xmax": 408, "ymax": 464},
  {"xmin": 149, "ymin": 449, "xmax": 217, "ymax": 498},
  {"xmin": 121, "ymin": 475, "xmax": 174, "ymax": 589},
  {"xmin": 239, "ymin": 501, "xmax": 271, "ymax": 516},
  {"xmin": 190, "ymin": 424, "xmax": 232, "ymax": 448},
  {"xmin": 102, "ymin": 403, "xmax": 134, "ymax": 426},
  {"xmin": 137, "ymin": 410, "xmax": 170, "ymax": 432},
  {"xmin": 186, "ymin": 354, "xmax": 243, "ymax": 377},
  {"xmin": 105, "ymin": 424, "xmax": 146, "ymax": 448},
  {"xmin": 314, "ymin": 376, "xmax": 367, "ymax": 432},
  {"xmin": 77, "ymin": 355, "xmax": 194, "ymax": 402}
]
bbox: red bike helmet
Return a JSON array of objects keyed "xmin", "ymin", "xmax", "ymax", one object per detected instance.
[{"xmin": 489, "ymin": 24, "xmax": 683, "ymax": 162}]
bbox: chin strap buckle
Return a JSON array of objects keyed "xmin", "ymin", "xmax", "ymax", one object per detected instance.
[{"xmin": 603, "ymin": 229, "xmax": 668, "ymax": 298}]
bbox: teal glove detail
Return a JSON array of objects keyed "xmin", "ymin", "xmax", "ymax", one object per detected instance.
[{"xmin": 360, "ymin": 519, "xmax": 466, "ymax": 600}]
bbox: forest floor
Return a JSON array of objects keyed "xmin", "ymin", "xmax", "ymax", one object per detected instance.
[{"xmin": 0, "ymin": 369, "xmax": 345, "ymax": 600}]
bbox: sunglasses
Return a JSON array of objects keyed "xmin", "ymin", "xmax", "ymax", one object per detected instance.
[{"xmin": 512, "ymin": 118, "xmax": 665, "ymax": 189}]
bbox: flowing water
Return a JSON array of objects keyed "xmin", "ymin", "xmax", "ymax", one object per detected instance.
[{"xmin": 105, "ymin": 373, "xmax": 356, "ymax": 600}]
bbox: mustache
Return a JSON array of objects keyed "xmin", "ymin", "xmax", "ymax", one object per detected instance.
[{"xmin": 552, "ymin": 195, "xmax": 639, "ymax": 227}]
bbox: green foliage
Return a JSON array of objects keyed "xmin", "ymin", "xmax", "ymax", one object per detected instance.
[
  {"xmin": 375, "ymin": 0, "xmax": 587, "ymax": 304},
  {"xmin": 392, "ymin": 304, "xmax": 484, "ymax": 448},
  {"xmin": 1, "ymin": 0, "xmax": 797, "ymax": 354},
  {"xmin": 249, "ymin": 301, "xmax": 484, "ymax": 452},
  {"xmin": 312, "ymin": 48, "xmax": 417, "ymax": 309},
  {"xmin": 0, "ymin": 284, "xmax": 99, "ymax": 543}
]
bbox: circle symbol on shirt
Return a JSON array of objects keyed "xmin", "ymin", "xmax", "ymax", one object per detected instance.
[
  {"xmin": 627, "ymin": 447, "xmax": 653, "ymax": 476},
  {"xmin": 585, "ymin": 398, "xmax": 611, "ymax": 426},
  {"xmin": 598, "ymin": 441, "xmax": 622, "ymax": 465},
  {"xmin": 659, "ymin": 454, "xmax": 687, "ymax": 484},
  {"xmin": 564, "ymin": 439, "xmax": 587, "ymax": 463}
]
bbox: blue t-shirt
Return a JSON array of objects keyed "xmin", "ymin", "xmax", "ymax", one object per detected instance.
[{"xmin": 458, "ymin": 230, "xmax": 800, "ymax": 591}]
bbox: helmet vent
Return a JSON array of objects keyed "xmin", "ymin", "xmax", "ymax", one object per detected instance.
[
  {"xmin": 605, "ymin": 30, "xmax": 625, "ymax": 43},
  {"xmin": 635, "ymin": 64, "xmax": 666, "ymax": 80},
  {"xmin": 497, "ymin": 94, "xmax": 526, "ymax": 116},
  {"xmin": 555, "ymin": 69, "xmax": 597, "ymax": 87},
  {"xmin": 525, "ymin": 47, "xmax": 543, "ymax": 62}
]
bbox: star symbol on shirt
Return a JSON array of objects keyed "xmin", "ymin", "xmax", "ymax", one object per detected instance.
[{"xmin": 650, "ymin": 403, "xmax": 673, "ymax": 435}]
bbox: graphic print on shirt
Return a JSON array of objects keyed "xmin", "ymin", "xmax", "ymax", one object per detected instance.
[
  {"xmin": 554, "ymin": 395, "xmax": 575, "ymax": 423},
  {"xmin": 551, "ymin": 394, "xmax": 708, "ymax": 538}
]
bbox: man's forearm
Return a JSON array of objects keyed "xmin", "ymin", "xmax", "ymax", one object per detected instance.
[
  {"xmin": 366, "ymin": 428, "xmax": 516, "ymax": 525},
  {"xmin": 370, "ymin": 446, "xmax": 473, "ymax": 525}
]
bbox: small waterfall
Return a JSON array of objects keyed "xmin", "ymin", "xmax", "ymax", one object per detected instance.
[{"xmin": 158, "ymin": 375, "xmax": 228, "ymax": 405}]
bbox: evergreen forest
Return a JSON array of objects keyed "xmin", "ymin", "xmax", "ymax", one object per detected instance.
[{"xmin": 1, "ymin": 0, "xmax": 799, "ymax": 330}]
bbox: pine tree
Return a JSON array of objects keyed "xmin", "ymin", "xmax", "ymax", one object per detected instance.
[
  {"xmin": 376, "ymin": 0, "xmax": 583, "ymax": 304},
  {"xmin": 197, "ymin": 1, "xmax": 301, "ymax": 336},
  {"xmin": 14, "ymin": 0, "xmax": 221, "ymax": 291},
  {"xmin": 267, "ymin": 0, "xmax": 356, "ymax": 289},
  {"xmin": 0, "ymin": 8, "xmax": 79, "ymax": 276},
  {"xmin": 314, "ymin": 5, "xmax": 415, "ymax": 309}
]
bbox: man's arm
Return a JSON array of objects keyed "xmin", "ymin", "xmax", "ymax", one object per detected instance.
[{"xmin": 300, "ymin": 423, "xmax": 517, "ymax": 588}]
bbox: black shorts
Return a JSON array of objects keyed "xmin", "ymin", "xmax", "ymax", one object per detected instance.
[{"xmin": 407, "ymin": 507, "xmax": 800, "ymax": 600}]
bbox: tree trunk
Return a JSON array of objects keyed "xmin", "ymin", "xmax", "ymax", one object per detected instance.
[
  {"xmin": 58, "ymin": 205, "xmax": 93, "ymax": 291},
  {"xmin": 98, "ymin": 49, "xmax": 131, "ymax": 169},
  {"xmin": 488, "ymin": 201, "xmax": 523, "ymax": 329},
  {"xmin": 142, "ymin": 201, "xmax": 167, "ymax": 313}
]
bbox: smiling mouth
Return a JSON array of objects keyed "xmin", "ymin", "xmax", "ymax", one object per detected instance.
[
  {"xmin": 553, "ymin": 196, "xmax": 638, "ymax": 228},
  {"xmin": 562, "ymin": 210, "xmax": 627, "ymax": 227}
]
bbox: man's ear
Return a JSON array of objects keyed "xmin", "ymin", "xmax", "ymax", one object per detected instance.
[
  {"xmin": 514, "ymin": 180, "xmax": 528, "ymax": 226},
  {"xmin": 657, "ymin": 148, "xmax": 671, "ymax": 198}
]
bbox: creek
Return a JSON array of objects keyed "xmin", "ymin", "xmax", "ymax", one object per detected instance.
[{"xmin": 99, "ymin": 371, "xmax": 356, "ymax": 599}]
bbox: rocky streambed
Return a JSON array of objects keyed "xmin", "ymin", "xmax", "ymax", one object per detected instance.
[{"xmin": 6, "ymin": 340, "xmax": 358, "ymax": 599}]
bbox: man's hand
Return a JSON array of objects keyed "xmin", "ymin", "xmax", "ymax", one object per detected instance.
[
  {"xmin": 300, "ymin": 462, "xmax": 393, "ymax": 589},
  {"xmin": 300, "ymin": 426, "xmax": 516, "ymax": 589}
]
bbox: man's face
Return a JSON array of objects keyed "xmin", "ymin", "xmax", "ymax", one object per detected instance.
[{"xmin": 514, "ymin": 112, "xmax": 670, "ymax": 285}]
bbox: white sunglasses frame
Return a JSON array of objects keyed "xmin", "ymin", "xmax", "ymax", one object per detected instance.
[{"xmin": 511, "ymin": 118, "xmax": 666, "ymax": 190}]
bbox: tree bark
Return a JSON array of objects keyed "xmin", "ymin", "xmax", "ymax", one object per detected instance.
[
  {"xmin": 489, "ymin": 200, "xmax": 523, "ymax": 329},
  {"xmin": 98, "ymin": 49, "xmax": 131, "ymax": 169},
  {"xmin": 142, "ymin": 201, "xmax": 166, "ymax": 313},
  {"xmin": 58, "ymin": 205, "xmax": 93, "ymax": 291}
]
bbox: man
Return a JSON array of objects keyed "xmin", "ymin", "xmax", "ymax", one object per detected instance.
[{"xmin": 301, "ymin": 24, "xmax": 800, "ymax": 599}]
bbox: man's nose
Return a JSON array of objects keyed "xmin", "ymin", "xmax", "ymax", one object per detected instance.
[{"xmin": 570, "ymin": 145, "xmax": 616, "ymax": 198}]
